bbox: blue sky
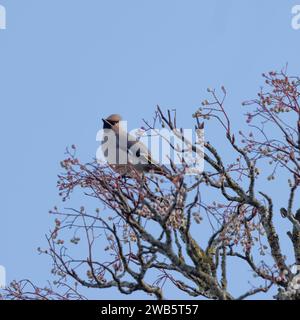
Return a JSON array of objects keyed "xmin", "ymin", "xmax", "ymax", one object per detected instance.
[{"xmin": 1, "ymin": 0, "xmax": 300, "ymax": 299}]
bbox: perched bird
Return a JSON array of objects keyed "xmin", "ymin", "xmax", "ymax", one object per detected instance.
[{"xmin": 101, "ymin": 114, "xmax": 172, "ymax": 179}]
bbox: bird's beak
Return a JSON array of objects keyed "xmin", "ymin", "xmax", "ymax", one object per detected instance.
[
  {"xmin": 102, "ymin": 118, "xmax": 109, "ymax": 125},
  {"xmin": 102, "ymin": 118, "xmax": 113, "ymax": 129}
]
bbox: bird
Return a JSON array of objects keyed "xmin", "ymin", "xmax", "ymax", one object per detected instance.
[{"xmin": 101, "ymin": 114, "xmax": 173, "ymax": 180}]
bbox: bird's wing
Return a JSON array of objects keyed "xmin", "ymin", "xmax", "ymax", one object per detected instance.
[{"xmin": 127, "ymin": 133, "xmax": 158, "ymax": 166}]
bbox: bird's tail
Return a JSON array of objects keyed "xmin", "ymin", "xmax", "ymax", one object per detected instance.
[
  {"xmin": 150, "ymin": 164, "xmax": 170, "ymax": 176},
  {"xmin": 148, "ymin": 164, "xmax": 179, "ymax": 185}
]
